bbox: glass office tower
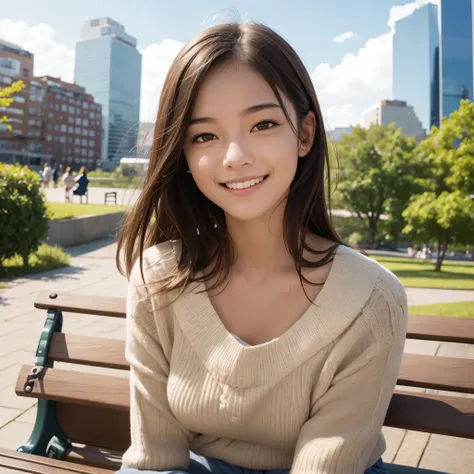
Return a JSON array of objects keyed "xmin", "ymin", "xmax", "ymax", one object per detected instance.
[
  {"xmin": 74, "ymin": 18, "xmax": 142, "ymax": 166},
  {"xmin": 440, "ymin": 0, "xmax": 473, "ymax": 121},
  {"xmin": 393, "ymin": 3, "xmax": 440, "ymax": 132}
]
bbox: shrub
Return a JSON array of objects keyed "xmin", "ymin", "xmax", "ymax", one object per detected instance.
[{"xmin": 0, "ymin": 164, "xmax": 48, "ymax": 267}]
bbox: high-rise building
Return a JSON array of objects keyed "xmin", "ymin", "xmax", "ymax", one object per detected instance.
[
  {"xmin": 74, "ymin": 17, "xmax": 142, "ymax": 168},
  {"xmin": 363, "ymin": 100, "xmax": 425, "ymax": 139},
  {"xmin": 440, "ymin": 0, "xmax": 473, "ymax": 120},
  {"xmin": 393, "ymin": 2, "xmax": 439, "ymax": 132}
]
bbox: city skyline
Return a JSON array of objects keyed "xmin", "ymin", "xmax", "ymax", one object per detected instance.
[{"xmin": 0, "ymin": 0, "xmax": 443, "ymax": 129}]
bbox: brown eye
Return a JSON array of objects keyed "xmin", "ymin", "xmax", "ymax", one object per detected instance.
[
  {"xmin": 252, "ymin": 120, "xmax": 278, "ymax": 132},
  {"xmin": 193, "ymin": 133, "xmax": 216, "ymax": 143}
]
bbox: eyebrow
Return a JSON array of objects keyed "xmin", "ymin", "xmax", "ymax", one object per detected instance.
[{"xmin": 189, "ymin": 102, "xmax": 281, "ymax": 125}]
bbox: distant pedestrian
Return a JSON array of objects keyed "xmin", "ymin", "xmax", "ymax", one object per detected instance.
[
  {"xmin": 41, "ymin": 163, "xmax": 53, "ymax": 188},
  {"xmin": 52, "ymin": 165, "xmax": 60, "ymax": 188},
  {"xmin": 73, "ymin": 167, "xmax": 89, "ymax": 203},
  {"xmin": 62, "ymin": 167, "xmax": 75, "ymax": 202}
]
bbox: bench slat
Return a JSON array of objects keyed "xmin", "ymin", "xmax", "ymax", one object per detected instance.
[
  {"xmin": 49, "ymin": 334, "xmax": 128, "ymax": 370},
  {"xmin": 35, "ymin": 292, "xmax": 126, "ymax": 318},
  {"xmin": 385, "ymin": 390, "xmax": 474, "ymax": 439},
  {"xmin": 66, "ymin": 445, "xmax": 122, "ymax": 472},
  {"xmin": 399, "ymin": 354, "xmax": 474, "ymax": 394},
  {"xmin": 0, "ymin": 447, "xmax": 112, "ymax": 473},
  {"xmin": 15, "ymin": 365, "xmax": 129, "ymax": 411},
  {"xmin": 408, "ymin": 314, "xmax": 474, "ymax": 344},
  {"xmin": 35, "ymin": 292, "xmax": 474, "ymax": 343},
  {"xmin": 15, "ymin": 365, "xmax": 474, "ymax": 439},
  {"xmin": 47, "ymin": 335, "xmax": 474, "ymax": 394}
]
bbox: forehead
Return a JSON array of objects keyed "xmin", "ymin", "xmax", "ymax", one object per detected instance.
[{"xmin": 192, "ymin": 62, "xmax": 278, "ymax": 113}]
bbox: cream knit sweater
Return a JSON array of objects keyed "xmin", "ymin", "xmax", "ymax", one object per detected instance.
[{"xmin": 121, "ymin": 241, "xmax": 408, "ymax": 474}]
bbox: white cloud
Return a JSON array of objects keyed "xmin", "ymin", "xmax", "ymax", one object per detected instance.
[
  {"xmin": 314, "ymin": 0, "xmax": 439, "ymax": 129},
  {"xmin": 0, "ymin": 19, "xmax": 75, "ymax": 82},
  {"xmin": 0, "ymin": 19, "xmax": 184, "ymax": 123},
  {"xmin": 140, "ymin": 39, "xmax": 183, "ymax": 123},
  {"xmin": 333, "ymin": 31, "xmax": 355, "ymax": 44}
]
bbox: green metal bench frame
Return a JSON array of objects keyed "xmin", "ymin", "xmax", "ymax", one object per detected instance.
[{"xmin": 16, "ymin": 308, "xmax": 72, "ymax": 460}]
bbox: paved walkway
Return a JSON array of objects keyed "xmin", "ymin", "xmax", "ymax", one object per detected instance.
[
  {"xmin": 0, "ymin": 239, "xmax": 473, "ymax": 472},
  {"xmin": 44, "ymin": 185, "xmax": 140, "ymax": 206}
]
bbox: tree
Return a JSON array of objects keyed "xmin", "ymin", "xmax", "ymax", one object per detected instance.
[
  {"xmin": 0, "ymin": 80, "xmax": 25, "ymax": 130},
  {"xmin": 402, "ymin": 100, "xmax": 474, "ymax": 271},
  {"xmin": 335, "ymin": 124, "xmax": 419, "ymax": 248}
]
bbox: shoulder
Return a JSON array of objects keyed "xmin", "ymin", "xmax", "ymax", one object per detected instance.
[
  {"xmin": 129, "ymin": 240, "xmax": 181, "ymax": 287},
  {"xmin": 337, "ymin": 245, "xmax": 407, "ymax": 335}
]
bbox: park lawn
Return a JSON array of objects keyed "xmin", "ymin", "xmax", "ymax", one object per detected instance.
[
  {"xmin": 0, "ymin": 244, "xmax": 70, "ymax": 278},
  {"xmin": 372, "ymin": 256, "xmax": 474, "ymax": 290},
  {"xmin": 409, "ymin": 301, "xmax": 474, "ymax": 319},
  {"xmin": 47, "ymin": 202, "xmax": 127, "ymax": 220}
]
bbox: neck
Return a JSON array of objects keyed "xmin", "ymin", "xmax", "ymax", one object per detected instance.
[{"xmin": 225, "ymin": 202, "xmax": 294, "ymax": 277}]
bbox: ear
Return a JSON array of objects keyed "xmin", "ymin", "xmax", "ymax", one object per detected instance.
[{"xmin": 298, "ymin": 111, "xmax": 316, "ymax": 157}]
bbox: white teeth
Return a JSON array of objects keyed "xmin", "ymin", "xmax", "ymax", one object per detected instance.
[{"xmin": 225, "ymin": 176, "xmax": 265, "ymax": 190}]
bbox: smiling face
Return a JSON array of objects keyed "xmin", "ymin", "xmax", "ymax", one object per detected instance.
[{"xmin": 183, "ymin": 61, "xmax": 315, "ymax": 223}]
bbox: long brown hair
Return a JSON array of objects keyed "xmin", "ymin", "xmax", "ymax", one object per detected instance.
[{"xmin": 116, "ymin": 21, "xmax": 344, "ymax": 295}]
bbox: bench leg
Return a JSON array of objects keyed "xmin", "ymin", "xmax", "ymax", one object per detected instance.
[{"xmin": 16, "ymin": 309, "xmax": 71, "ymax": 459}]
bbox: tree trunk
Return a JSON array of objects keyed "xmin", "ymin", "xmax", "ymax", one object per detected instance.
[
  {"xmin": 21, "ymin": 249, "xmax": 29, "ymax": 269},
  {"xmin": 369, "ymin": 218, "xmax": 377, "ymax": 249},
  {"xmin": 435, "ymin": 239, "xmax": 442, "ymax": 272}
]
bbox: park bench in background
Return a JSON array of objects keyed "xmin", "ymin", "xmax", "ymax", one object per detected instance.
[
  {"xmin": 104, "ymin": 192, "xmax": 117, "ymax": 205},
  {"xmin": 4, "ymin": 292, "xmax": 474, "ymax": 474}
]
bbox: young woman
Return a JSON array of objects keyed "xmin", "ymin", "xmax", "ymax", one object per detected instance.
[{"xmin": 115, "ymin": 21, "xmax": 407, "ymax": 474}]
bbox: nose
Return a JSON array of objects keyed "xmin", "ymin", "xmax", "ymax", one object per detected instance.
[{"xmin": 223, "ymin": 141, "xmax": 253, "ymax": 169}]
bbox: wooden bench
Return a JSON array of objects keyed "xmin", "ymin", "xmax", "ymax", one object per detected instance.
[
  {"xmin": 9, "ymin": 292, "xmax": 474, "ymax": 473},
  {"xmin": 104, "ymin": 192, "xmax": 117, "ymax": 205}
]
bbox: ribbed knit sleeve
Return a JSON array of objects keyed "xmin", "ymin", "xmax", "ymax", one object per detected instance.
[
  {"xmin": 290, "ymin": 271, "xmax": 408, "ymax": 474},
  {"xmin": 120, "ymin": 259, "xmax": 192, "ymax": 470}
]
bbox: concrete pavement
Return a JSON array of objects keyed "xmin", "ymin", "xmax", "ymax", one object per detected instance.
[{"xmin": 0, "ymin": 239, "xmax": 473, "ymax": 472}]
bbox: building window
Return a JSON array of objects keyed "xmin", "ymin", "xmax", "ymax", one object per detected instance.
[
  {"xmin": 89, "ymin": 130, "xmax": 95, "ymax": 137},
  {"xmin": 54, "ymin": 125, "xmax": 59, "ymax": 131},
  {"xmin": 74, "ymin": 138, "xmax": 81, "ymax": 145},
  {"xmin": 83, "ymin": 119, "xmax": 89, "ymax": 126},
  {"xmin": 90, "ymin": 112, "xmax": 95, "ymax": 119},
  {"xmin": 81, "ymin": 149, "xmax": 87, "ymax": 156},
  {"xmin": 60, "ymin": 124, "xmax": 66, "ymax": 132},
  {"xmin": 83, "ymin": 102, "xmax": 89, "ymax": 109},
  {"xmin": 14, "ymin": 96, "xmax": 25, "ymax": 104},
  {"xmin": 46, "ymin": 134, "xmax": 52, "ymax": 142},
  {"xmin": 68, "ymin": 126, "xmax": 74, "ymax": 133},
  {"xmin": 48, "ymin": 112, "xmax": 54, "ymax": 118},
  {"xmin": 54, "ymin": 104, "xmax": 59, "ymax": 111},
  {"xmin": 74, "ymin": 148, "xmax": 80, "ymax": 154},
  {"xmin": 82, "ymin": 129, "xmax": 88, "ymax": 136},
  {"xmin": 53, "ymin": 135, "xmax": 59, "ymax": 142},
  {"xmin": 81, "ymin": 139, "xmax": 88, "ymax": 146},
  {"xmin": 60, "ymin": 136, "xmax": 66, "ymax": 143},
  {"xmin": 68, "ymin": 106, "xmax": 75, "ymax": 114},
  {"xmin": 75, "ymin": 127, "xmax": 81, "ymax": 134},
  {"xmin": 68, "ymin": 117, "xmax": 74, "ymax": 124},
  {"xmin": 68, "ymin": 138, "xmax": 72, "ymax": 144},
  {"xmin": 89, "ymin": 140, "xmax": 95, "ymax": 147},
  {"xmin": 88, "ymin": 150, "xmax": 94, "ymax": 158},
  {"xmin": 23, "ymin": 68, "xmax": 30, "ymax": 78},
  {"xmin": 61, "ymin": 104, "xmax": 67, "ymax": 112},
  {"xmin": 75, "ymin": 118, "xmax": 81, "ymax": 125}
]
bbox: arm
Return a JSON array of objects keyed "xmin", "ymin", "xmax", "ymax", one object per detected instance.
[
  {"xmin": 121, "ymin": 265, "xmax": 192, "ymax": 470},
  {"xmin": 291, "ymin": 283, "xmax": 408, "ymax": 474}
]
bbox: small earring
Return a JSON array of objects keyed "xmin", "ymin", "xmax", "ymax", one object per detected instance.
[
  {"xmin": 196, "ymin": 228, "xmax": 200, "ymax": 235},
  {"xmin": 187, "ymin": 169, "xmax": 191, "ymax": 174}
]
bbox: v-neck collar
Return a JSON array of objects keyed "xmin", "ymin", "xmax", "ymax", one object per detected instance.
[{"xmin": 170, "ymin": 244, "xmax": 381, "ymax": 387}]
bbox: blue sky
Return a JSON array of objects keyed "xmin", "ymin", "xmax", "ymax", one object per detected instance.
[{"xmin": 0, "ymin": 0, "xmax": 439, "ymax": 128}]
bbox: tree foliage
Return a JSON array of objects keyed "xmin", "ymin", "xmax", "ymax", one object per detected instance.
[
  {"xmin": 0, "ymin": 80, "xmax": 25, "ymax": 130},
  {"xmin": 335, "ymin": 124, "xmax": 418, "ymax": 248},
  {"xmin": 402, "ymin": 100, "xmax": 474, "ymax": 270}
]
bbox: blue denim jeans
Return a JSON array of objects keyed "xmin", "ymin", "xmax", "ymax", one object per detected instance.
[{"xmin": 115, "ymin": 451, "xmax": 390, "ymax": 474}]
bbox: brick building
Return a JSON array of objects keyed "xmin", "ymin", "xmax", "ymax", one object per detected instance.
[
  {"xmin": 34, "ymin": 76, "xmax": 102, "ymax": 169},
  {"xmin": 0, "ymin": 39, "xmax": 102, "ymax": 171}
]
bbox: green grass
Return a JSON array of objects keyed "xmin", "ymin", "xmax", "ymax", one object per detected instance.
[
  {"xmin": 88, "ymin": 178, "xmax": 143, "ymax": 188},
  {"xmin": 0, "ymin": 244, "xmax": 70, "ymax": 278},
  {"xmin": 46, "ymin": 202, "xmax": 127, "ymax": 220},
  {"xmin": 372, "ymin": 256, "xmax": 474, "ymax": 290},
  {"xmin": 0, "ymin": 282, "xmax": 8, "ymax": 289},
  {"xmin": 409, "ymin": 301, "xmax": 474, "ymax": 319}
]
